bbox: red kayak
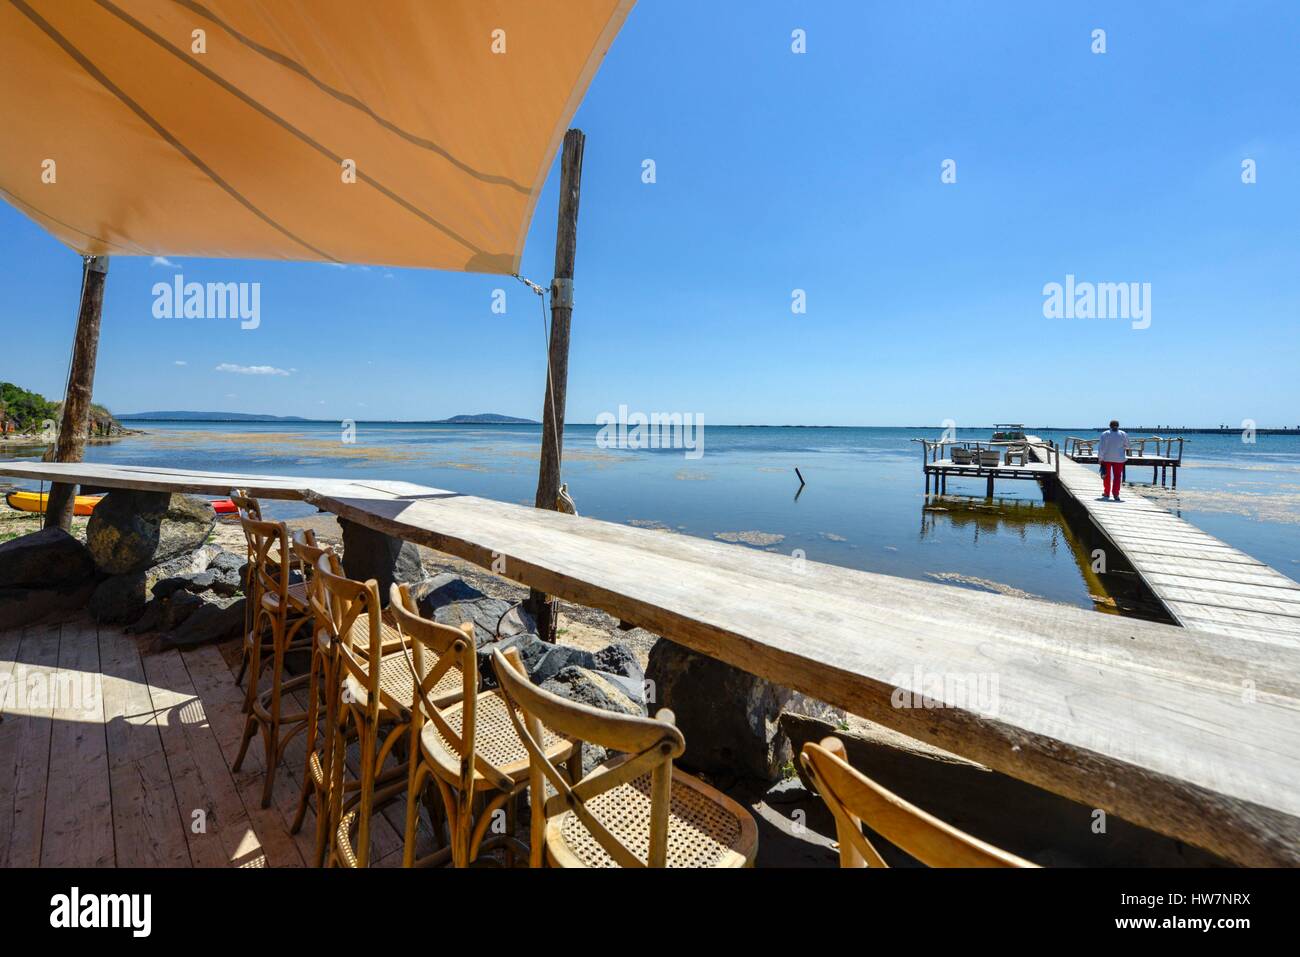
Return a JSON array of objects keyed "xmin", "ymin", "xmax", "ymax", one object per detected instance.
[{"xmin": 211, "ymin": 498, "xmax": 237, "ymax": 514}]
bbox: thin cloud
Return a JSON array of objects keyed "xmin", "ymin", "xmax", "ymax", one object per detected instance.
[
  {"xmin": 151, "ymin": 256, "xmax": 179, "ymax": 268},
  {"xmin": 174, "ymin": 360, "xmax": 187, "ymax": 366},
  {"xmin": 215, "ymin": 363, "xmax": 291, "ymax": 376}
]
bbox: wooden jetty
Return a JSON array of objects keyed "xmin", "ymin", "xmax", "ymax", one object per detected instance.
[
  {"xmin": 918, "ymin": 438, "xmax": 1059, "ymax": 497},
  {"xmin": 4, "ymin": 459, "xmax": 1300, "ymax": 865},
  {"xmin": 1027, "ymin": 443, "xmax": 1300, "ymax": 648},
  {"xmin": 1065, "ymin": 434, "xmax": 1185, "ymax": 488}
]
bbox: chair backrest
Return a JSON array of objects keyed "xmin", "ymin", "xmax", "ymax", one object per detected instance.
[
  {"xmin": 230, "ymin": 488, "xmax": 262, "ymax": 522},
  {"xmin": 239, "ymin": 515, "xmax": 293, "ymax": 608},
  {"xmin": 978, "ymin": 449, "xmax": 1001, "ymax": 466},
  {"xmin": 387, "ymin": 584, "xmax": 515, "ymax": 794},
  {"xmin": 492, "ymin": 647, "xmax": 685, "ymax": 867},
  {"xmin": 312, "ymin": 553, "xmax": 384, "ymax": 715},
  {"xmin": 800, "ymin": 737, "xmax": 1035, "ymax": 868},
  {"xmin": 951, "ymin": 447, "xmax": 973, "ymax": 464},
  {"xmin": 230, "ymin": 489, "xmax": 263, "ymax": 614},
  {"xmin": 290, "ymin": 528, "xmax": 327, "ymax": 617}
]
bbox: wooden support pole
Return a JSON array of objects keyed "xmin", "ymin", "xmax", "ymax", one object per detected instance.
[
  {"xmin": 45, "ymin": 255, "xmax": 109, "ymax": 531},
  {"xmin": 528, "ymin": 129, "xmax": 585, "ymax": 641}
]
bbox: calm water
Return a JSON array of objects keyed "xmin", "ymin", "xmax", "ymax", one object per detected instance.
[{"xmin": 5, "ymin": 423, "xmax": 1298, "ymax": 611}]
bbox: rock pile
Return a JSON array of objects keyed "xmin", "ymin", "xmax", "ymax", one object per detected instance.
[
  {"xmin": 0, "ymin": 488, "xmax": 245, "ymax": 645},
  {"xmin": 0, "ymin": 526, "xmax": 97, "ymax": 628}
]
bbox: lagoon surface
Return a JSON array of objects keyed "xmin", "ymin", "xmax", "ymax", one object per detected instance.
[{"xmin": 5, "ymin": 423, "xmax": 1298, "ymax": 613}]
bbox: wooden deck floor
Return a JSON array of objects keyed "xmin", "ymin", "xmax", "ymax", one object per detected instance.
[
  {"xmin": 0, "ymin": 618, "xmax": 422, "ymax": 868},
  {"xmin": 1042, "ymin": 450, "xmax": 1300, "ymax": 646}
]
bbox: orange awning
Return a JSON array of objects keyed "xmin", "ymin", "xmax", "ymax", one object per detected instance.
[{"xmin": 0, "ymin": 0, "xmax": 634, "ymax": 272}]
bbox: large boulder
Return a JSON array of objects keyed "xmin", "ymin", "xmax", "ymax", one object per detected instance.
[
  {"xmin": 86, "ymin": 490, "xmax": 215, "ymax": 574},
  {"xmin": 541, "ymin": 666, "xmax": 646, "ymax": 717},
  {"xmin": 339, "ymin": 518, "xmax": 423, "ymax": 604},
  {"xmin": 432, "ymin": 596, "xmax": 517, "ymax": 646},
  {"xmin": 0, "ymin": 527, "xmax": 95, "ymax": 588},
  {"xmin": 646, "ymin": 638, "xmax": 797, "ymax": 781},
  {"xmin": 0, "ymin": 579, "xmax": 96, "ymax": 630},
  {"xmin": 477, "ymin": 631, "xmax": 595, "ymax": 689},
  {"xmin": 409, "ymin": 572, "xmax": 485, "ymax": 609},
  {"xmin": 88, "ymin": 571, "xmax": 149, "ymax": 625},
  {"xmin": 158, "ymin": 595, "xmax": 246, "ymax": 649},
  {"xmin": 127, "ymin": 588, "xmax": 205, "ymax": 635}
]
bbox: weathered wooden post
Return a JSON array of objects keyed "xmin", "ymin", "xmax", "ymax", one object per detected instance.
[
  {"xmin": 528, "ymin": 128, "xmax": 585, "ymax": 641},
  {"xmin": 45, "ymin": 254, "xmax": 109, "ymax": 531}
]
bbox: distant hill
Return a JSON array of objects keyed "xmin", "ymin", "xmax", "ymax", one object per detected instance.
[
  {"xmin": 118, "ymin": 411, "xmax": 308, "ymax": 422},
  {"xmin": 433, "ymin": 414, "xmax": 538, "ymax": 424}
]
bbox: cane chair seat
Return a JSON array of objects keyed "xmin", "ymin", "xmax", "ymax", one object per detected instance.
[
  {"xmin": 347, "ymin": 612, "xmax": 405, "ymax": 658},
  {"xmin": 546, "ymin": 760, "xmax": 756, "ymax": 868},
  {"xmin": 259, "ymin": 579, "xmax": 311, "ymax": 611},
  {"xmin": 419, "ymin": 689, "xmax": 573, "ymax": 783},
  {"xmin": 342, "ymin": 649, "xmax": 462, "ymax": 716}
]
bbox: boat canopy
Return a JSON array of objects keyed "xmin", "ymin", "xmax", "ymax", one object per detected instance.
[{"xmin": 0, "ymin": 0, "xmax": 634, "ymax": 273}]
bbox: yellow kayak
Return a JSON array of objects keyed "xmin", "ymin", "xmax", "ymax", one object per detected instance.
[{"xmin": 5, "ymin": 490, "xmax": 104, "ymax": 516}]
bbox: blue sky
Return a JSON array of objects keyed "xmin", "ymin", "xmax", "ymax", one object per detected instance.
[{"xmin": 2, "ymin": 1, "xmax": 1297, "ymax": 427}]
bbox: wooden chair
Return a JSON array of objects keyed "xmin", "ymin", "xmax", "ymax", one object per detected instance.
[
  {"xmin": 977, "ymin": 449, "xmax": 1001, "ymax": 468},
  {"xmin": 492, "ymin": 647, "xmax": 759, "ymax": 868},
  {"xmin": 389, "ymin": 584, "xmax": 577, "ymax": 867},
  {"xmin": 287, "ymin": 530, "xmax": 341, "ymax": 866},
  {"xmin": 950, "ymin": 447, "xmax": 974, "ymax": 465},
  {"xmin": 315, "ymin": 558, "xmax": 433, "ymax": 867},
  {"xmin": 230, "ymin": 489, "xmax": 262, "ymax": 692},
  {"xmin": 800, "ymin": 737, "xmax": 1035, "ymax": 867},
  {"xmin": 231, "ymin": 516, "xmax": 316, "ymax": 807}
]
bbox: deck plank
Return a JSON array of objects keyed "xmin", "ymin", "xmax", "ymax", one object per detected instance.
[
  {"xmin": 0, "ymin": 623, "xmax": 61, "ymax": 867},
  {"xmin": 98, "ymin": 627, "xmax": 193, "ymax": 867},
  {"xmin": 40, "ymin": 620, "xmax": 114, "ymax": 867},
  {"xmin": 140, "ymin": 645, "xmax": 265, "ymax": 867},
  {"xmin": 178, "ymin": 645, "xmax": 305, "ymax": 867}
]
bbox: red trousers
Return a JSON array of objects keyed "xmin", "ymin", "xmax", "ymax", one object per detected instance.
[{"xmin": 1102, "ymin": 461, "xmax": 1124, "ymax": 497}]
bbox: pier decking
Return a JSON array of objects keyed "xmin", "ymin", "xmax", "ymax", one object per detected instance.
[
  {"xmin": 1030, "ymin": 443, "xmax": 1300, "ymax": 646},
  {"xmin": 2, "ymin": 620, "xmax": 327, "ymax": 867},
  {"xmin": 4, "ymin": 460, "xmax": 1300, "ymax": 864}
]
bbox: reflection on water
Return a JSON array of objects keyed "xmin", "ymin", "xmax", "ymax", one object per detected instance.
[{"xmin": 917, "ymin": 494, "xmax": 1171, "ymax": 621}]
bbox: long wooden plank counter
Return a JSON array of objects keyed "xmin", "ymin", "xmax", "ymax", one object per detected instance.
[{"xmin": 3, "ymin": 459, "xmax": 1299, "ymax": 864}]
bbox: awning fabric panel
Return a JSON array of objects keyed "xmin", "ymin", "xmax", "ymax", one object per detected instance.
[{"xmin": 0, "ymin": 0, "xmax": 633, "ymax": 272}]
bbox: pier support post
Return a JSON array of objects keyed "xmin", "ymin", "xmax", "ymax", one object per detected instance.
[
  {"xmin": 528, "ymin": 129, "xmax": 585, "ymax": 642},
  {"xmin": 45, "ymin": 255, "xmax": 109, "ymax": 532},
  {"xmin": 986, "ymin": 474, "xmax": 994, "ymax": 498}
]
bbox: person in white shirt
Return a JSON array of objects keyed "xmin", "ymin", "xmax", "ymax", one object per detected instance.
[{"xmin": 1097, "ymin": 420, "xmax": 1128, "ymax": 501}]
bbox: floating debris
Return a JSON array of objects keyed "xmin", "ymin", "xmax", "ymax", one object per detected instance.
[
  {"xmin": 714, "ymin": 530, "xmax": 785, "ymax": 547},
  {"xmin": 819, "ymin": 532, "xmax": 847, "ymax": 542}
]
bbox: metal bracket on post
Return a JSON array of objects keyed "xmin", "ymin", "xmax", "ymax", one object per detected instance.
[
  {"xmin": 551, "ymin": 277, "xmax": 573, "ymax": 309},
  {"xmin": 84, "ymin": 254, "xmax": 108, "ymax": 275}
]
